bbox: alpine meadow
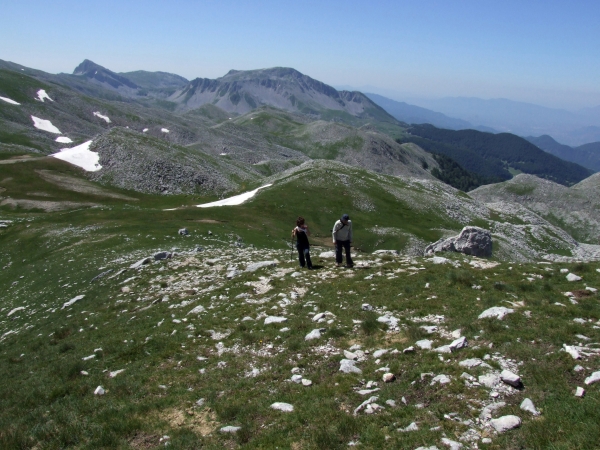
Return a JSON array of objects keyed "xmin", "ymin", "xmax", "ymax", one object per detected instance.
[{"xmin": 2, "ymin": 35, "xmax": 600, "ymax": 450}]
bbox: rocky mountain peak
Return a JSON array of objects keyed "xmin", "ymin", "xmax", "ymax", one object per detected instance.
[{"xmin": 72, "ymin": 59, "xmax": 138, "ymax": 90}]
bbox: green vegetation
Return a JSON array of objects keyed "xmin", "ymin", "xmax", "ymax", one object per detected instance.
[
  {"xmin": 405, "ymin": 124, "xmax": 593, "ymax": 186},
  {"xmin": 429, "ymin": 153, "xmax": 504, "ymax": 192},
  {"xmin": 505, "ymin": 183, "xmax": 536, "ymax": 196},
  {"xmin": 0, "ymin": 146, "xmax": 599, "ymax": 449}
]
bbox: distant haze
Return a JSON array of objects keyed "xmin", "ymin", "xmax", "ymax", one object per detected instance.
[{"xmin": 1, "ymin": 1, "xmax": 599, "ymax": 110}]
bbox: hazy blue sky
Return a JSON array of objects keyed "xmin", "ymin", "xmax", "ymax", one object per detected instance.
[{"xmin": 1, "ymin": 0, "xmax": 599, "ymax": 109}]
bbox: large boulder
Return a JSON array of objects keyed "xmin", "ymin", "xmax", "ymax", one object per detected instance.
[{"xmin": 425, "ymin": 226, "xmax": 492, "ymax": 258}]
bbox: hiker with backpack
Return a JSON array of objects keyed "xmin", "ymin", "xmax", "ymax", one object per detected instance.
[
  {"xmin": 332, "ymin": 214, "xmax": 353, "ymax": 268},
  {"xmin": 292, "ymin": 216, "xmax": 313, "ymax": 270}
]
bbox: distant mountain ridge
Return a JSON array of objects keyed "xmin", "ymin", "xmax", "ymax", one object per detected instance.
[
  {"xmin": 404, "ymin": 124, "xmax": 593, "ymax": 187},
  {"xmin": 62, "ymin": 60, "xmax": 400, "ymax": 126},
  {"xmin": 410, "ymin": 96, "xmax": 600, "ymax": 146},
  {"xmin": 526, "ymin": 135, "xmax": 600, "ymax": 172},
  {"xmin": 167, "ymin": 67, "xmax": 397, "ymax": 123},
  {"xmin": 365, "ymin": 93, "xmax": 472, "ymax": 130},
  {"xmin": 72, "ymin": 59, "xmax": 139, "ymax": 92}
]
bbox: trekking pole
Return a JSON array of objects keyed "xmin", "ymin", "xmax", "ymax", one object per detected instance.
[{"xmin": 290, "ymin": 235, "xmax": 295, "ymax": 261}]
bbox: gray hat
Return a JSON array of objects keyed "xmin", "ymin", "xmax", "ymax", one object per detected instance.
[{"xmin": 341, "ymin": 214, "xmax": 350, "ymax": 221}]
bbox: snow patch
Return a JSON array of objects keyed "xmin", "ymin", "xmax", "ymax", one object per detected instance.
[
  {"xmin": 36, "ymin": 89, "xmax": 53, "ymax": 102},
  {"xmin": 93, "ymin": 112, "xmax": 111, "ymax": 123},
  {"xmin": 55, "ymin": 136, "xmax": 73, "ymax": 144},
  {"xmin": 197, "ymin": 184, "xmax": 273, "ymax": 208},
  {"xmin": 51, "ymin": 141, "xmax": 101, "ymax": 172},
  {"xmin": 31, "ymin": 116, "xmax": 61, "ymax": 134},
  {"xmin": 161, "ymin": 128, "xmax": 170, "ymax": 133},
  {"xmin": 0, "ymin": 96, "xmax": 20, "ymax": 105}
]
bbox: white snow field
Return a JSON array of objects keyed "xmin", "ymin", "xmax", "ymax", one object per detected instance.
[
  {"xmin": 0, "ymin": 96, "xmax": 20, "ymax": 105},
  {"xmin": 197, "ymin": 184, "xmax": 273, "ymax": 208},
  {"xmin": 143, "ymin": 128, "xmax": 149, "ymax": 132},
  {"xmin": 55, "ymin": 136, "xmax": 73, "ymax": 144},
  {"xmin": 31, "ymin": 116, "xmax": 61, "ymax": 134},
  {"xmin": 36, "ymin": 89, "xmax": 53, "ymax": 102},
  {"xmin": 51, "ymin": 141, "xmax": 101, "ymax": 172},
  {"xmin": 161, "ymin": 128, "xmax": 170, "ymax": 133},
  {"xmin": 93, "ymin": 112, "xmax": 111, "ymax": 123}
]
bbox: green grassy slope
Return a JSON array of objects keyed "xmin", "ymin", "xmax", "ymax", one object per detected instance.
[{"xmin": 1, "ymin": 154, "xmax": 600, "ymax": 449}]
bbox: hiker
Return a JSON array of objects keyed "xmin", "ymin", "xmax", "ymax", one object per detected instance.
[
  {"xmin": 332, "ymin": 213, "xmax": 353, "ymax": 267},
  {"xmin": 292, "ymin": 216, "xmax": 313, "ymax": 270}
]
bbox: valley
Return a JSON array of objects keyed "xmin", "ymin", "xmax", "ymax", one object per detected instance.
[{"xmin": 1, "ymin": 58, "xmax": 600, "ymax": 449}]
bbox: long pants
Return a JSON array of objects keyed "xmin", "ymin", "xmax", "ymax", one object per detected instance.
[
  {"xmin": 335, "ymin": 240, "xmax": 353, "ymax": 266},
  {"xmin": 297, "ymin": 245, "xmax": 313, "ymax": 268}
]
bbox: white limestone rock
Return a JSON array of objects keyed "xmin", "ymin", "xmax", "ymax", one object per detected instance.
[
  {"xmin": 489, "ymin": 415, "xmax": 521, "ymax": 433},
  {"xmin": 520, "ymin": 398, "xmax": 540, "ymax": 416},
  {"xmin": 270, "ymin": 402, "xmax": 293, "ymax": 412},
  {"xmin": 431, "ymin": 374, "xmax": 451, "ymax": 385},
  {"xmin": 479, "ymin": 402, "xmax": 506, "ymax": 420},
  {"xmin": 440, "ymin": 437, "xmax": 463, "ymax": 449},
  {"xmin": 305, "ymin": 329, "xmax": 322, "ymax": 340},
  {"xmin": 382, "ymin": 373, "xmax": 396, "ymax": 383},
  {"xmin": 566, "ymin": 273, "xmax": 582, "ymax": 282},
  {"xmin": 291, "ymin": 375, "xmax": 303, "ymax": 383},
  {"xmin": 479, "ymin": 373, "xmax": 501, "ymax": 389},
  {"xmin": 220, "ymin": 426, "xmax": 241, "ymax": 433},
  {"xmin": 187, "ymin": 305, "xmax": 206, "ymax": 315},
  {"xmin": 353, "ymin": 396, "xmax": 378, "ymax": 415},
  {"xmin": 245, "ymin": 260, "xmax": 278, "ymax": 272},
  {"xmin": 416, "ymin": 339, "xmax": 433, "ymax": 350},
  {"xmin": 264, "ymin": 316, "xmax": 287, "ymax": 325},
  {"xmin": 575, "ymin": 386, "xmax": 586, "ymax": 397},
  {"xmin": 398, "ymin": 422, "xmax": 419, "ymax": 432},
  {"xmin": 450, "ymin": 336, "xmax": 468, "ymax": 351},
  {"xmin": 130, "ymin": 257, "xmax": 151, "ymax": 269},
  {"xmin": 584, "ymin": 371, "xmax": 600, "ymax": 385},
  {"xmin": 340, "ymin": 359, "xmax": 362, "ymax": 374},
  {"xmin": 563, "ymin": 344, "xmax": 581, "ymax": 359},
  {"xmin": 94, "ymin": 386, "xmax": 105, "ymax": 395},
  {"xmin": 478, "ymin": 306, "xmax": 514, "ymax": 320},
  {"xmin": 500, "ymin": 369, "xmax": 522, "ymax": 387},
  {"xmin": 435, "ymin": 345, "xmax": 452, "ymax": 354}
]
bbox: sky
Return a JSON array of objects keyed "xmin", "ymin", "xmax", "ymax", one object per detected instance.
[{"xmin": 1, "ymin": 0, "xmax": 599, "ymax": 110}]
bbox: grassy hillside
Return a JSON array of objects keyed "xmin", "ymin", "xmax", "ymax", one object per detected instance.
[
  {"xmin": 1, "ymin": 155, "xmax": 599, "ymax": 449},
  {"xmin": 470, "ymin": 173, "xmax": 600, "ymax": 245}
]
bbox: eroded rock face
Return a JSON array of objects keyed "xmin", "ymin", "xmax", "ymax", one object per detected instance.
[{"xmin": 425, "ymin": 226, "xmax": 492, "ymax": 258}]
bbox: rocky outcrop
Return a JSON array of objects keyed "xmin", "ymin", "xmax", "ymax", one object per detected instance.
[{"xmin": 425, "ymin": 226, "xmax": 492, "ymax": 257}]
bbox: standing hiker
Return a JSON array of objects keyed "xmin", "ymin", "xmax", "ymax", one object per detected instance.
[
  {"xmin": 332, "ymin": 213, "xmax": 353, "ymax": 267},
  {"xmin": 292, "ymin": 216, "xmax": 313, "ymax": 270}
]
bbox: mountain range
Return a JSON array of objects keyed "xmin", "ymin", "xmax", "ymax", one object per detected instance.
[
  {"xmin": 1, "ymin": 58, "xmax": 597, "ymax": 197},
  {"xmin": 525, "ymin": 135, "xmax": 600, "ymax": 172},
  {"xmin": 406, "ymin": 96, "xmax": 600, "ymax": 146}
]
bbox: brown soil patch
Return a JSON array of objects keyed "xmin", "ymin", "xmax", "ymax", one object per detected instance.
[
  {"xmin": 0, "ymin": 156, "xmax": 45, "ymax": 164},
  {"xmin": 0, "ymin": 198, "xmax": 99, "ymax": 211},
  {"xmin": 160, "ymin": 407, "xmax": 219, "ymax": 436},
  {"xmin": 129, "ymin": 431, "xmax": 161, "ymax": 449},
  {"xmin": 572, "ymin": 289, "xmax": 593, "ymax": 299},
  {"xmin": 384, "ymin": 332, "xmax": 408, "ymax": 345},
  {"xmin": 188, "ymin": 219, "xmax": 228, "ymax": 224},
  {"xmin": 35, "ymin": 169, "xmax": 138, "ymax": 200}
]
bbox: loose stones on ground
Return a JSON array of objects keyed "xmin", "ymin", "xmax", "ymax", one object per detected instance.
[{"xmin": 489, "ymin": 415, "xmax": 522, "ymax": 433}]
